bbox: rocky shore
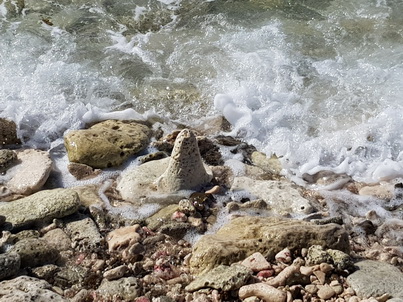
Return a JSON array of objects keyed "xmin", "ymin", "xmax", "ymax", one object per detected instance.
[{"xmin": 0, "ymin": 116, "xmax": 402, "ymax": 302}]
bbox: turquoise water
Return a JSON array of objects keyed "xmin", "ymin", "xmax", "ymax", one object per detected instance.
[{"xmin": 1, "ymin": 0, "xmax": 403, "ymax": 183}]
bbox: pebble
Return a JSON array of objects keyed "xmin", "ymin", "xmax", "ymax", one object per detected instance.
[
  {"xmin": 106, "ymin": 225, "xmax": 141, "ymax": 252},
  {"xmin": 0, "ymin": 252, "xmax": 20, "ymax": 280},
  {"xmin": 103, "ymin": 265, "xmax": 129, "ymax": 280},
  {"xmin": 313, "ymin": 270, "xmax": 326, "ymax": 285},
  {"xmin": 275, "ymin": 247, "xmax": 292, "ymax": 263},
  {"xmin": 305, "ymin": 284, "xmax": 318, "ymax": 294},
  {"xmin": 300, "ymin": 266, "xmax": 314, "ymax": 276},
  {"xmin": 317, "ymin": 284, "xmax": 336, "ymax": 299},
  {"xmin": 239, "ymin": 283, "xmax": 287, "ymax": 302},
  {"xmin": 241, "ymin": 252, "xmax": 271, "ymax": 272}
]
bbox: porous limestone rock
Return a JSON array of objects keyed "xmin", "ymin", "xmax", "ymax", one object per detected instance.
[
  {"xmin": 185, "ymin": 264, "xmax": 252, "ymax": 292},
  {"xmin": 157, "ymin": 129, "xmax": 213, "ymax": 192},
  {"xmin": 230, "ymin": 177, "xmax": 314, "ymax": 216},
  {"xmin": 346, "ymin": 260, "xmax": 403, "ymax": 299},
  {"xmin": 106, "ymin": 225, "xmax": 141, "ymax": 252},
  {"xmin": 6, "ymin": 149, "xmax": 53, "ymax": 195},
  {"xmin": 64, "ymin": 216, "xmax": 103, "ymax": 252},
  {"xmin": 0, "ymin": 150, "xmax": 17, "ymax": 172},
  {"xmin": 189, "ymin": 216, "xmax": 349, "ymax": 275},
  {"xmin": 117, "ymin": 129, "xmax": 212, "ymax": 203},
  {"xmin": 64, "ymin": 120, "xmax": 151, "ymax": 168},
  {"xmin": 0, "ymin": 188, "xmax": 80, "ymax": 230},
  {"xmin": 251, "ymin": 151, "xmax": 282, "ymax": 176},
  {"xmin": 0, "ymin": 252, "xmax": 20, "ymax": 280},
  {"xmin": 0, "ymin": 118, "xmax": 20, "ymax": 146},
  {"xmin": 0, "ymin": 276, "xmax": 68, "ymax": 302},
  {"xmin": 9, "ymin": 238, "xmax": 59, "ymax": 268},
  {"xmin": 96, "ymin": 277, "xmax": 142, "ymax": 300},
  {"xmin": 239, "ymin": 283, "xmax": 287, "ymax": 302}
]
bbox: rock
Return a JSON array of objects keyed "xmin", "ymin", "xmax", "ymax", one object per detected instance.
[
  {"xmin": 358, "ymin": 183, "xmax": 394, "ymax": 200},
  {"xmin": 0, "ymin": 118, "xmax": 20, "ymax": 146},
  {"xmin": 157, "ymin": 129, "xmax": 213, "ymax": 192},
  {"xmin": 266, "ymin": 264, "xmax": 302, "ymax": 287},
  {"xmin": 30, "ymin": 264, "xmax": 60, "ymax": 282},
  {"xmin": 65, "ymin": 216, "xmax": 103, "ymax": 252},
  {"xmin": 0, "ymin": 189, "xmax": 80, "ymax": 230},
  {"xmin": 42, "ymin": 228, "xmax": 72, "ymax": 251},
  {"xmin": 0, "ymin": 276, "xmax": 67, "ymax": 301},
  {"xmin": 54, "ymin": 264, "xmax": 89, "ymax": 289},
  {"xmin": 238, "ymin": 283, "xmax": 287, "ymax": 302},
  {"xmin": 9, "ymin": 238, "xmax": 59, "ymax": 268},
  {"xmin": 67, "ymin": 162, "xmax": 101, "ymax": 180},
  {"xmin": 197, "ymin": 136, "xmax": 223, "ymax": 166},
  {"xmin": 185, "ymin": 264, "xmax": 252, "ymax": 292},
  {"xmin": 230, "ymin": 177, "xmax": 314, "ymax": 216},
  {"xmin": 159, "ymin": 222, "xmax": 190, "ymax": 239},
  {"xmin": 64, "ymin": 120, "xmax": 151, "ymax": 168},
  {"xmin": 307, "ymin": 245, "xmax": 354, "ymax": 271},
  {"xmin": 0, "ymin": 252, "xmax": 20, "ymax": 280},
  {"xmin": 145, "ymin": 204, "xmax": 180, "ymax": 230},
  {"xmin": 6, "ymin": 149, "xmax": 53, "ymax": 195},
  {"xmin": 103, "ymin": 265, "xmax": 129, "ymax": 280},
  {"xmin": 96, "ymin": 277, "xmax": 142, "ymax": 301},
  {"xmin": 346, "ymin": 260, "xmax": 403, "ymax": 299},
  {"xmin": 317, "ymin": 284, "xmax": 336, "ymax": 299},
  {"xmin": 189, "ymin": 216, "xmax": 349, "ymax": 274},
  {"xmin": 0, "ymin": 150, "xmax": 17, "ymax": 172},
  {"xmin": 106, "ymin": 225, "xmax": 141, "ymax": 252},
  {"xmin": 251, "ymin": 151, "xmax": 283, "ymax": 176},
  {"xmin": 241, "ymin": 252, "xmax": 271, "ymax": 272},
  {"xmin": 71, "ymin": 185, "xmax": 103, "ymax": 208}
]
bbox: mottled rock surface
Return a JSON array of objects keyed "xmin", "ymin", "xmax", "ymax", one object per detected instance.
[
  {"xmin": 64, "ymin": 120, "xmax": 151, "ymax": 168},
  {"xmin": 0, "ymin": 118, "xmax": 20, "ymax": 146},
  {"xmin": 65, "ymin": 217, "xmax": 103, "ymax": 252},
  {"xmin": 0, "ymin": 276, "xmax": 67, "ymax": 301},
  {"xmin": 0, "ymin": 189, "xmax": 80, "ymax": 229},
  {"xmin": 0, "ymin": 150, "xmax": 17, "ymax": 172},
  {"xmin": 0, "ymin": 252, "xmax": 20, "ymax": 280},
  {"xmin": 6, "ymin": 149, "xmax": 53, "ymax": 195},
  {"xmin": 185, "ymin": 264, "xmax": 252, "ymax": 292},
  {"xmin": 96, "ymin": 277, "xmax": 142, "ymax": 300},
  {"xmin": 231, "ymin": 177, "xmax": 314, "ymax": 216},
  {"xmin": 346, "ymin": 260, "xmax": 403, "ymax": 299},
  {"xmin": 190, "ymin": 216, "xmax": 349, "ymax": 274},
  {"xmin": 9, "ymin": 238, "xmax": 59, "ymax": 268}
]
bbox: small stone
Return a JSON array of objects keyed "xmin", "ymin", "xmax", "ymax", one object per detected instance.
[
  {"xmin": 65, "ymin": 217, "xmax": 103, "ymax": 252},
  {"xmin": 0, "ymin": 150, "xmax": 17, "ymax": 172},
  {"xmin": 42, "ymin": 228, "xmax": 72, "ymax": 252},
  {"xmin": 257, "ymin": 269, "xmax": 275, "ymax": 279},
  {"xmin": 106, "ymin": 225, "xmax": 141, "ymax": 252},
  {"xmin": 317, "ymin": 284, "xmax": 336, "ymax": 299},
  {"xmin": 103, "ymin": 265, "xmax": 129, "ymax": 280},
  {"xmin": 96, "ymin": 277, "xmax": 142, "ymax": 300},
  {"xmin": 320, "ymin": 263, "xmax": 334, "ymax": 273},
  {"xmin": 313, "ymin": 270, "xmax": 326, "ymax": 285},
  {"xmin": 300, "ymin": 266, "xmax": 314, "ymax": 276},
  {"xmin": 239, "ymin": 283, "xmax": 287, "ymax": 302},
  {"xmin": 275, "ymin": 247, "xmax": 292, "ymax": 263},
  {"xmin": 241, "ymin": 252, "xmax": 271, "ymax": 272},
  {"xmin": 205, "ymin": 185, "xmax": 221, "ymax": 194},
  {"xmin": 7, "ymin": 149, "xmax": 53, "ymax": 195},
  {"xmin": 305, "ymin": 284, "xmax": 318, "ymax": 294},
  {"xmin": 0, "ymin": 118, "xmax": 20, "ymax": 146},
  {"xmin": 67, "ymin": 162, "xmax": 101, "ymax": 180}
]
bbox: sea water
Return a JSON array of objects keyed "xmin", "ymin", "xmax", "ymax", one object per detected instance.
[{"xmin": 1, "ymin": 0, "xmax": 403, "ymax": 187}]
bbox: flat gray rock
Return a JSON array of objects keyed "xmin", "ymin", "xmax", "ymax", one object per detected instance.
[
  {"xmin": 347, "ymin": 260, "xmax": 403, "ymax": 299},
  {"xmin": 0, "ymin": 252, "xmax": 20, "ymax": 280},
  {"xmin": 0, "ymin": 188, "xmax": 80, "ymax": 230}
]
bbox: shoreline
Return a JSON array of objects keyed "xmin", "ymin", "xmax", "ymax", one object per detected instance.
[{"xmin": 0, "ymin": 117, "xmax": 402, "ymax": 301}]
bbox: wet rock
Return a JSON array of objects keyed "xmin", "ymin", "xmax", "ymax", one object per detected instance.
[
  {"xmin": 159, "ymin": 222, "xmax": 190, "ymax": 239},
  {"xmin": 346, "ymin": 260, "xmax": 403, "ymax": 299},
  {"xmin": 0, "ymin": 276, "xmax": 68, "ymax": 301},
  {"xmin": 6, "ymin": 149, "xmax": 53, "ymax": 195},
  {"xmin": 65, "ymin": 216, "xmax": 103, "ymax": 252},
  {"xmin": 54, "ymin": 264, "xmax": 90, "ymax": 289},
  {"xmin": 185, "ymin": 264, "xmax": 252, "ymax": 292},
  {"xmin": 9, "ymin": 238, "xmax": 59, "ymax": 268},
  {"xmin": 0, "ymin": 252, "xmax": 20, "ymax": 280},
  {"xmin": 30, "ymin": 264, "xmax": 60, "ymax": 282},
  {"xmin": 146, "ymin": 204, "xmax": 180, "ymax": 230},
  {"xmin": 307, "ymin": 245, "xmax": 354, "ymax": 271},
  {"xmin": 157, "ymin": 129, "xmax": 213, "ymax": 193},
  {"xmin": 67, "ymin": 162, "xmax": 101, "ymax": 180},
  {"xmin": 139, "ymin": 151, "xmax": 169, "ymax": 164},
  {"xmin": 239, "ymin": 283, "xmax": 287, "ymax": 302},
  {"xmin": 0, "ymin": 118, "xmax": 20, "ymax": 146},
  {"xmin": 359, "ymin": 183, "xmax": 394, "ymax": 200},
  {"xmin": 71, "ymin": 185, "xmax": 103, "ymax": 208},
  {"xmin": 231, "ymin": 177, "xmax": 314, "ymax": 216},
  {"xmin": 64, "ymin": 120, "xmax": 151, "ymax": 168},
  {"xmin": 251, "ymin": 151, "xmax": 282, "ymax": 176},
  {"xmin": 42, "ymin": 228, "xmax": 72, "ymax": 252},
  {"xmin": 96, "ymin": 277, "xmax": 142, "ymax": 300},
  {"xmin": 197, "ymin": 136, "xmax": 223, "ymax": 166},
  {"xmin": 190, "ymin": 216, "xmax": 349, "ymax": 274},
  {"xmin": 0, "ymin": 188, "xmax": 80, "ymax": 230},
  {"xmin": 303, "ymin": 170, "xmax": 351, "ymax": 190},
  {"xmin": 0, "ymin": 150, "xmax": 17, "ymax": 172}
]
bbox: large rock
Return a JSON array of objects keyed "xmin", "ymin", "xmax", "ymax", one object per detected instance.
[
  {"xmin": 231, "ymin": 177, "xmax": 314, "ymax": 216},
  {"xmin": 0, "ymin": 189, "xmax": 80, "ymax": 230},
  {"xmin": 6, "ymin": 149, "xmax": 53, "ymax": 195},
  {"xmin": 9, "ymin": 238, "xmax": 59, "ymax": 268},
  {"xmin": 0, "ymin": 276, "xmax": 68, "ymax": 302},
  {"xmin": 346, "ymin": 260, "xmax": 403, "ymax": 299},
  {"xmin": 0, "ymin": 252, "xmax": 20, "ymax": 280},
  {"xmin": 0, "ymin": 118, "xmax": 20, "ymax": 146},
  {"xmin": 64, "ymin": 120, "xmax": 151, "ymax": 168},
  {"xmin": 189, "ymin": 216, "xmax": 349, "ymax": 274}
]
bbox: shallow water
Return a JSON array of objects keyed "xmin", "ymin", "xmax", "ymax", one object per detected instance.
[{"xmin": 1, "ymin": 0, "xmax": 403, "ymax": 184}]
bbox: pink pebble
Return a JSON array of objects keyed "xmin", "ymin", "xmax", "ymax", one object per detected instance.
[{"xmin": 257, "ymin": 269, "xmax": 275, "ymax": 279}]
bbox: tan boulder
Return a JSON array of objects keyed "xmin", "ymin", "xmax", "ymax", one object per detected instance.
[
  {"xmin": 64, "ymin": 120, "xmax": 151, "ymax": 168},
  {"xmin": 189, "ymin": 216, "xmax": 349, "ymax": 275}
]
